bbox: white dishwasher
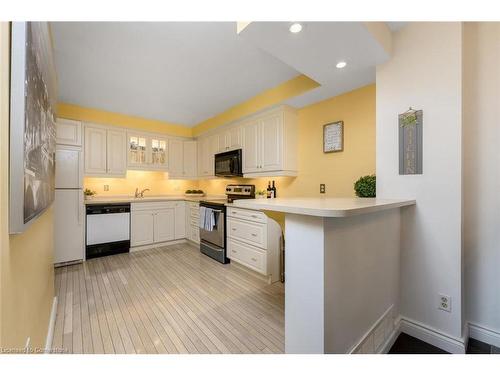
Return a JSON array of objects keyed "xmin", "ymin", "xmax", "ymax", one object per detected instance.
[{"xmin": 86, "ymin": 203, "xmax": 130, "ymax": 259}]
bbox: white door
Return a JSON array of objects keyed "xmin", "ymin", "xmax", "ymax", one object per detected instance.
[
  {"xmin": 183, "ymin": 141, "xmax": 197, "ymax": 177},
  {"xmin": 168, "ymin": 139, "xmax": 183, "ymax": 177},
  {"xmin": 131, "ymin": 211, "xmax": 154, "ymax": 246},
  {"xmin": 260, "ymin": 114, "xmax": 282, "ymax": 171},
  {"xmin": 127, "ymin": 133, "xmax": 149, "ymax": 169},
  {"xmin": 242, "ymin": 120, "xmax": 261, "ymax": 173},
  {"xmin": 84, "ymin": 126, "xmax": 107, "ymax": 174},
  {"xmin": 154, "ymin": 209, "xmax": 175, "ymax": 242},
  {"xmin": 227, "ymin": 126, "xmax": 242, "ymax": 151},
  {"xmin": 174, "ymin": 202, "xmax": 186, "ymax": 239},
  {"xmin": 197, "ymin": 137, "xmax": 209, "ymax": 176},
  {"xmin": 106, "ymin": 129, "xmax": 127, "ymax": 175},
  {"xmin": 56, "ymin": 118, "xmax": 82, "ymax": 146},
  {"xmin": 217, "ymin": 131, "xmax": 227, "ymax": 153},
  {"xmin": 54, "ymin": 190, "xmax": 84, "ymax": 264},
  {"xmin": 207, "ymin": 134, "xmax": 219, "ymax": 175},
  {"xmin": 55, "ymin": 146, "xmax": 82, "ymax": 189}
]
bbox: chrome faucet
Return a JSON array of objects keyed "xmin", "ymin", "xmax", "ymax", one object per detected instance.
[{"xmin": 134, "ymin": 188, "xmax": 150, "ymax": 198}]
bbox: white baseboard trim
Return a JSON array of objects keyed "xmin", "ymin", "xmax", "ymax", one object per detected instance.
[
  {"xmin": 130, "ymin": 239, "xmax": 187, "ymax": 252},
  {"xmin": 399, "ymin": 317, "xmax": 466, "ymax": 353},
  {"xmin": 44, "ymin": 297, "xmax": 58, "ymax": 354},
  {"xmin": 468, "ymin": 322, "xmax": 500, "ymax": 348}
]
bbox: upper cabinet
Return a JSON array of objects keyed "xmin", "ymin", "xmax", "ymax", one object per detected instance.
[
  {"xmin": 217, "ymin": 126, "xmax": 242, "ymax": 153},
  {"xmin": 84, "ymin": 124, "xmax": 127, "ymax": 177},
  {"xmin": 168, "ymin": 139, "xmax": 198, "ymax": 179},
  {"xmin": 127, "ymin": 132, "xmax": 168, "ymax": 170},
  {"xmin": 242, "ymin": 106, "xmax": 298, "ymax": 177},
  {"xmin": 197, "ymin": 134, "xmax": 219, "ymax": 178},
  {"xmin": 56, "ymin": 118, "xmax": 82, "ymax": 146}
]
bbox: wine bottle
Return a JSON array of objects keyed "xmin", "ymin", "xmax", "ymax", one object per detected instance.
[
  {"xmin": 271, "ymin": 180, "xmax": 277, "ymax": 198},
  {"xmin": 267, "ymin": 181, "xmax": 272, "ymax": 199}
]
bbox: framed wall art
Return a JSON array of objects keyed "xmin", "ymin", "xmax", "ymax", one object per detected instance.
[{"xmin": 323, "ymin": 121, "xmax": 344, "ymax": 153}]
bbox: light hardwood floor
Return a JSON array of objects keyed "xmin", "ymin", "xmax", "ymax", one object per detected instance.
[{"xmin": 52, "ymin": 242, "xmax": 285, "ymax": 354}]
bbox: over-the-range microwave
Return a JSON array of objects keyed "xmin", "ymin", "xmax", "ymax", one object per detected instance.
[{"xmin": 214, "ymin": 149, "xmax": 243, "ymax": 177}]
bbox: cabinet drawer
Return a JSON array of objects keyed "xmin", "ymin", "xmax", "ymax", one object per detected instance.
[
  {"xmin": 190, "ymin": 225, "xmax": 200, "ymax": 243},
  {"xmin": 190, "ymin": 206, "xmax": 200, "ymax": 218},
  {"xmin": 227, "ymin": 217, "xmax": 267, "ymax": 249},
  {"xmin": 132, "ymin": 201, "xmax": 177, "ymax": 211},
  {"xmin": 227, "ymin": 207, "xmax": 266, "ymax": 223},
  {"xmin": 228, "ymin": 238, "xmax": 266, "ymax": 274}
]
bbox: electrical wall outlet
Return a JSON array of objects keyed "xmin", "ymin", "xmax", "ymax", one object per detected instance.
[
  {"xmin": 320, "ymin": 184, "xmax": 326, "ymax": 194},
  {"xmin": 438, "ymin": 294, "xmax": 451, "ymax": 312},
  {"xmin": 104, "ymin": 184, "xmax": 109, "ymax": 191}
]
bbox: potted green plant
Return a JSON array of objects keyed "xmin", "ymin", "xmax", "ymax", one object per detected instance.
[
  {"xmin": 83, "ymin": 188, "xmax": 96, "ymax": 200},
  {"xmin": 256, "ymin": 190, "xmax": 267, "ymax": 199},
  {"xmin": 354, "ymin": 175, "xmax": 376, "ymax": 198}
]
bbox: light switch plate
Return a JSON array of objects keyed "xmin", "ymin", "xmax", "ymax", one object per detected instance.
[{"xmin": 320, "ymin": 184, "xmax": 326, "ymax": 194}]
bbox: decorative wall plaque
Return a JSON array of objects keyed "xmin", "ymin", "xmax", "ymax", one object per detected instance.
[
  {"xmin": 323, "ymin": 121, "xmax": 344, "ymax": 153},
  {"xmin": 399, "ymin": 108, "xmax": 423, "ymax": 175}
]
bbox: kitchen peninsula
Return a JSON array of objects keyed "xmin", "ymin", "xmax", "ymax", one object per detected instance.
[{"xmin": 229, "ymin": 197, "xmax": 416, "ymax": 354}]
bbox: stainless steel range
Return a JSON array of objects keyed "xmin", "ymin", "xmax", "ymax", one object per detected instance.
[{"xmin": 199, "ymin": 184, "xmax": 255, "ymax": 264}]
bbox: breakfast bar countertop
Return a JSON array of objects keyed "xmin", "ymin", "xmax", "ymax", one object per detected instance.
[{"xmin": 228, "ymin": 197, "xmax": 416, "ymax": 217}]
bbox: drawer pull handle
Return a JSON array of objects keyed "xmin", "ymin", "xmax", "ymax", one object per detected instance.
[
  {"xmin": 251, "ymin": 257, "xmax": 257, "ymax": 262},
  {"xmin": 232, "ymin": 228, "xmax": 237, "ymax": 231},
  {"xmin": 251, "ymin": 215, "xmax": 258, "ymax": 218},
  {"xmin": 251, "ymin": 233, "xmax": 257, "ymax": 237},
  {"xmin": 232, "ymin": 250, "xmax": 237, "ymax": 253}
]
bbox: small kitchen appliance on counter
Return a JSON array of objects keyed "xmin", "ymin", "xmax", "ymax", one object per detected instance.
[{"xmin": 199, "ymin": 184, "xmax": 255, "ymax": 264}]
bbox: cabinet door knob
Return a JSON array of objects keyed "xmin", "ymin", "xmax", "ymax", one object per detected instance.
[
  {"xmin": 232, "ymin": 228, "xmax": 236, "ymax": 231},
  {"xmin": 251, "ymin": 233, "xmax": 257, "ymax": 237},
  {"xmin": 251, "ymin": 257, "xmax": 257, "ymax": 262}
]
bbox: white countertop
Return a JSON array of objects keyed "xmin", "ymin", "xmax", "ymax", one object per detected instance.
[
  {"xmin": 228, "ymin": 197, "xmax": 416, "ymax": 217},
  {"xmin": 84, "ymin": 195, "xmax": 225, "ymax": 205}
]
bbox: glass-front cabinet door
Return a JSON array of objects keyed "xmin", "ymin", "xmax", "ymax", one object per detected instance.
[
  {"xmin": 127, "ymin": 132, "xmax": 169, "ymax": 170},
  {"xmin": 128, "ymin": 134, "xmax": 148, "ymax": 168},
  {"xmin": 150, "ymin": 137, "xmax": 168, "ymax": 169}
]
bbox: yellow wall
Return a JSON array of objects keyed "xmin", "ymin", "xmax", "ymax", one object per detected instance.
[
  {"xmin": 192, "ymin": 74, "xmax": 320, "ymax": 136},
  {"xmin": 1, "ymin": 22, "xmax": 55, "ymax": 351},
  {"xmin": 57, "ymin": 102, "xmax": 192, "ymax": 137},
  {"xmin": 199, "ymin": 84, "xmax": 376, "ymax": 198},
  {"xmin": 84, "ymin": 171, "xmax": 198, "ymax": 197}
]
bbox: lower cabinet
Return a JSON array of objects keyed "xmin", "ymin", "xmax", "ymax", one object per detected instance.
[
  {"xmin": 185, "ymin": 201, "xmax": 200, "ymax": 244},
  {"xmin": 131, "ymin": 201, "xmax": 185, "ymax": 247},
  {"xmin": 227, "ymin": 207, "xmax": 282, "ymax": 283}
]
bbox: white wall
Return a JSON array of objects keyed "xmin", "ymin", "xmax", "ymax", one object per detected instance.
[
  {"xmin": 463, "ymin": 22, "xmax": 500, "ymax": 336},
  {"xmin": 376, "ymin": 23, "xmax": 464, "ymax": 340}
]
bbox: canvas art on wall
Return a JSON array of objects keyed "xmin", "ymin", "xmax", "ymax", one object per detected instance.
[{"xmin": 10, "ymin": 22, "xmax": 57, "ymax": 233}]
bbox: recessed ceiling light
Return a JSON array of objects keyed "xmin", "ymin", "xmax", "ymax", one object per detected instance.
[
  {"xmin": 289, "ymin": 23, "xmax": 303, "ymax": 33},
  {"xmin": 336, "ymin": 61, "xmax": 347, "ymax": 69}
]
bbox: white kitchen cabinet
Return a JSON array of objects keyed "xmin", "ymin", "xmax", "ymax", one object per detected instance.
[
  {"xmin": 84, "ymin": 125, "xmax": 107, "ymax": 175},
  {"xmin": 55, "ymin": 145, "xmax": 82, "ymax": 189},
  {"xmin": 168, "ymin": 139, "xmax": 183, "ymax": 176},
  {"xmin": 169, "ymin": 139, "xmax": 198, "ymax": 179},
  {"xmin": 154, "ymin": 209, "xmax": 175, "ymax": 242},
  {"xmin": 84, "ymin": 124, "xmax": 127, "ymax": 176},
  {"xmin": 227, "ymin": 207, "xmax": 282, "ymax": 283},
  {"xmin": 127, "ymin": 132, "xmax": 168, "ymax": 171},
  {"xmin": 197, "ymin": 134, "xmax": 218, "ymax": 177},
  {"xmin": 241, "ymin": 106, "xmax": 298, "ymax": 177},
  {"xmin": 174, "ymin": 201, "xmax": 186, "ymax": 239},
  {"xmin": 131, "ymin": 211, "xmax": 155, "ymax": 246},
  {"xmin": 106, "ymin": 129, "xmax": 127, "ymax": 175},
  {"xmin": 54, "ymin": 189, "xmax": 84, "ymax": 264},
  {"xmin": 185, "ymin": 201, "xmax": 200, "ymax": 244},
  {"xmin": 56, "ymin": 118, "xmax": 82, "ymax": 146},
  {"xmin": 217, "ymin": 126, "xmax": 242, "ymax": 153},
  {"xmin": 131, "ymin": 201, "xmax": 185, "ymax": 247},
  {"xmin": 242, "ymin": 120, "xmax": 261, "ymax": 173}
]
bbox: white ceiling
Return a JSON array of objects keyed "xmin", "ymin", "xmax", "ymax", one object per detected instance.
[
  {"xmin": 51, "ymin": 22, "xmax": 300, "ymax": 126},
  {"xmin": 52, "ymin": 22, "xmax": 393, "ymax": 127},
  {"xmin": 238, "ymin": 22, "xmax": 391, "ymax": 108}
]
